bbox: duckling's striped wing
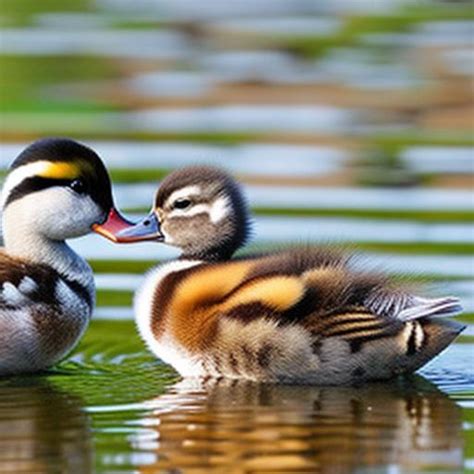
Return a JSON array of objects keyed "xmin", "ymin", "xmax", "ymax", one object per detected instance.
[
  {"xmin": 0, "ymin": 251, "xmax": 57, "ymax": 310},
  {"xmin": 316, "ymin": 293, "xmax": 463, "ymax": 351},
  {"xmin": 216, "ymin": 256, "xmax": 463, "ymax": 327},
  {"xmin": 217, "ymin": 263, "xmax": 464, "ymax": 358},
  {"xmin": 218, "ymin": 276, "xmax": 403, "ymax": 346}
]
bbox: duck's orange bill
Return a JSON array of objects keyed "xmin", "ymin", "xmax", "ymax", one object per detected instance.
[{"xmin": 92, "ymin": 208, "xmax": 135, "ymax": 243}]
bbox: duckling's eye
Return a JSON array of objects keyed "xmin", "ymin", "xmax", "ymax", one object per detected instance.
[
  {"xmin": 173, "ymin": 198, "xmax": 192, "ymax": 210},
  {"xmin": 69, "ymin": 179, "xmax": 86, "ymax": 194}
]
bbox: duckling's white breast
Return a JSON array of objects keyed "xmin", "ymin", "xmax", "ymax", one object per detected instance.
[{"xmin": 134, "ymin": 259, "xmax": 203, "ymax": 373}]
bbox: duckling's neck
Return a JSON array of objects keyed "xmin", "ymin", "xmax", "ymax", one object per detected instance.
[
  {"xmin": 181, "ymin": 244, "xmax": 236, "ymax": 263},
  {"xmin": 2, "ymin": 211, "xmax": 92, "ymax": 287}
]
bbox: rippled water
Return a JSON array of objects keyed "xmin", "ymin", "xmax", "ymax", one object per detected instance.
[
  {"xmin": 0, "ymin": 142, "xmax": 350, "ymax": 176},
  {"xmin": 110, "ymin": 183, "xmax": 474, "ymax": 211},
  {"xmin": 0, "ymin": 320, "xmax": 472, "ymax": 474}
]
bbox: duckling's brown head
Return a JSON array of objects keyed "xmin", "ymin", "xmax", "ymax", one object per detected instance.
[{"xmin": 118, "ymin": 166, "xmax": 252, "ymax": 261}]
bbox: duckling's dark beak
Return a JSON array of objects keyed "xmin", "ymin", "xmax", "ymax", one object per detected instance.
[
  {"xmin": 114, "ymin": 212, "xmax": 164, "ymax": 243},
  {"xmin": 92, "ymin": 208, "xmax": 135, "ymax": 243}
]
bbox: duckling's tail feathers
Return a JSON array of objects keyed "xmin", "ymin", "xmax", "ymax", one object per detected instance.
[
  {"xmin": 363, "ymin": 283, "xmax": 463, "ymax": 321},
  {"xmin": 397, "ymin": 296, "xmax": 463, "ymax": 322},
  {"xmin": 300, "ymin": 264, "xmax": 464, "ymax": 323},
  {"xmin": 364, "ymin": 290, "xmax": 465, "ymax": 373}
]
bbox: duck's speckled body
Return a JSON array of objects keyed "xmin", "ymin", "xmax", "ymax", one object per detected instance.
[
  {"xmin": 0, "ymin": 138, "xmax": 130, "ymax": 375},
  {"xmin": 118, "ymin": 166, "xmax": 464, "ymax": 384}
]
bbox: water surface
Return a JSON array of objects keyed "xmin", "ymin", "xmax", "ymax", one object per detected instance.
[{"xmin": 0, "ymin": 320, "xmax": 471, "ymax": 474}]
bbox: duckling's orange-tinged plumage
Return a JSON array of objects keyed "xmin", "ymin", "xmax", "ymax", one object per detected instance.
[{"xmin": 119, "ymin": 166, "xmax": 464, "ymax": 384}]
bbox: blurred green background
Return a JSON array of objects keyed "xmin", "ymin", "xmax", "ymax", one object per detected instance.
[{"xmin": 0, "ymin": 0, "xmax": 472, "ymax": 187}]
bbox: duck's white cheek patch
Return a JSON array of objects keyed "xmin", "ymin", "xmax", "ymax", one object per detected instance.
[{"xmin": 210, "ymin": 196, "xmax": 230, "ymax": 224}]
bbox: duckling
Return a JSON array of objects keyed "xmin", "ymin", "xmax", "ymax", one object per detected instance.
[
  {"xmin": 0, "ymin": 138, "xmax": 131, "ymax": 375},
  {"xmin": 117, "ymin": 166, "xmax": 465, "ymax": 384}
]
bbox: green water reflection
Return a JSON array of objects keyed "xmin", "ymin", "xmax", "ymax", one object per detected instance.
[
  {"xmin": 0, "ymin": 320, "xmax": 470, "ymax": 474},
  {"xmin": 0, "ymin": 379, "xmax": 92, "ymax": 473}
]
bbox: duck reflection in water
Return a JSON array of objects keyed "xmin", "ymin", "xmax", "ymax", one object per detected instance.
[
  {"xmin": 0, "ymin": 378, "xmax": 92, "ymax": 474},
  {"xmin": 131, "ymin": 376, "xmax": 462, "ymax": 474}
]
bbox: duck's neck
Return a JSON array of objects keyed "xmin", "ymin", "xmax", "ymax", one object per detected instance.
[{"xmin": 2, "ymin": 210, "xmax": 92, "ymax": 288}]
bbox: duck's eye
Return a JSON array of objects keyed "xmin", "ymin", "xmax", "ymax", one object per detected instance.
[
  {"xmin": 173, "ymin": 198, "xmax": 192, "ymax": 210},
  {"xmin": 69, "ymin": 179, "xmax": 86, "ymax": 194}
]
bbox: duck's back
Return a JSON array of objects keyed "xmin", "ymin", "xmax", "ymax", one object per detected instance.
[{"xmin": 138, "ymin": 248, "xmax": 464, "ymax": 384}]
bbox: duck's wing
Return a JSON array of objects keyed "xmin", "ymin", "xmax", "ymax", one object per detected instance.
[{"xmin": 0, "ymin": 251, "xmax": 57, "ymax": 310}]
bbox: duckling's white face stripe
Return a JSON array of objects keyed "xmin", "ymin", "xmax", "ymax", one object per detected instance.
[
  {"xmin": 168, "ymin": 204, "xmax": 209, "ymax": 219},
  {"xmin": 209, "ymin": 195, "xmax": 231, "ymax": 223},
  {"xmin": 165, "ymin": 185, "xmax": 201, "ymax": 209},
  {"xmin": 167, "ymin": 195, "xmax": 231, "ymax": 224},
  {"xmin": 1, "ymin": 160, "xmax": 79, "ymax": 208}
]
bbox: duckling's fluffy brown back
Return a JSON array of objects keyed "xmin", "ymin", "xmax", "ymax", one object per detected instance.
[
  {"xmin": 231, "ymin": 247, "xmax": 420, "ymax": 322},
  {"xmin": 146, "ymin": 245, "xmax": 463, "ymax": 384}
]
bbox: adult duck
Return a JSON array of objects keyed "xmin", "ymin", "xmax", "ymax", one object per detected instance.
[{"xmin": 0, "ymin": 138, "xmax": 131, "ymax": 375}]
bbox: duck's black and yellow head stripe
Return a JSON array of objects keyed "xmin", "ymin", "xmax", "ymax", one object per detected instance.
[{"xmin": 3, "ymin": 138, "xmax": 113, "ymax": 212}]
